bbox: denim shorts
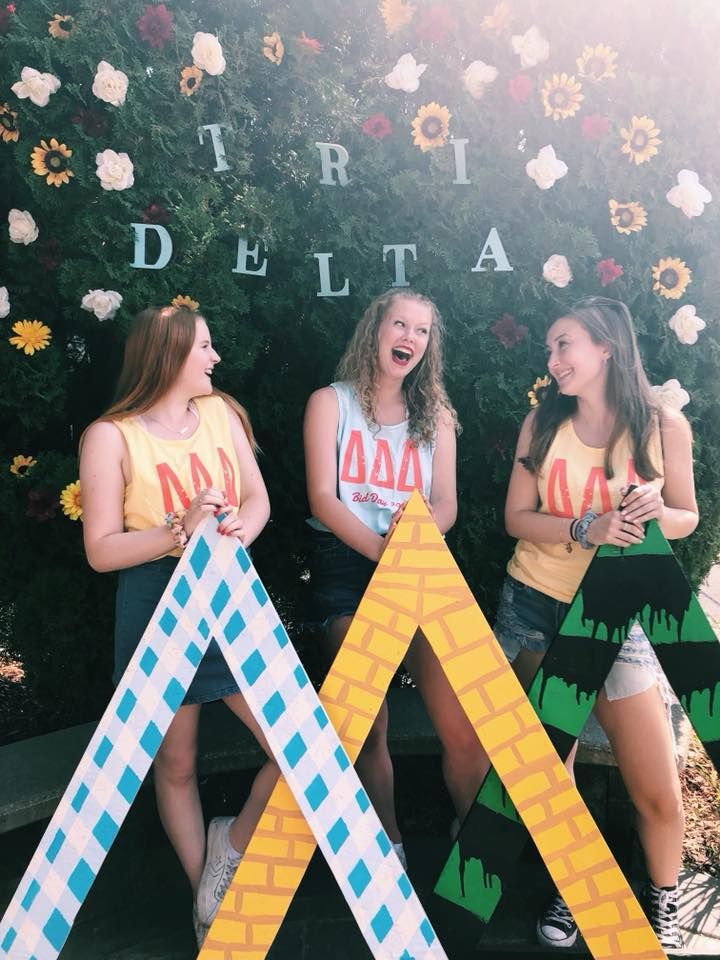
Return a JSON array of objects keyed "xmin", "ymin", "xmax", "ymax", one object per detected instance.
[
  {"xmin": 307, "ymin": 528, "xmax": 377, "ymax": 627},
  {"xmin": 114, "ymin": 557, "xmax": 240, "ymax": 705},
  {"xmin": 494, "ymin": 575, "xmax": 660, "ymax": 702}
]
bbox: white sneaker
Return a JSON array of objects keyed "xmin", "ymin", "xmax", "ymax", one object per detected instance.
[
  {"xmin": 392, "ymin": 841, "xmax": 408, "ymax": 872},
  {"xmin": 196, "ymin": 817, "xmax": 242, "ymax": 926}
]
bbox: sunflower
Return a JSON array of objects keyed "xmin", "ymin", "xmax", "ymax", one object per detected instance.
[
  {"xmin": 620, "ymin": 115, "xmax": 661, "ymax": 165},
  {"xmin": 10, "ymin": 455, "xmax": 37, "ymax": 477},
  {"xmin": 528, "ymin": 375, "xmax": 551, "ymax": 408},
  {"xmin": 608, "ymin": 199, "xmax": 647, "ymax": 235},
  {"xmin": 171, "ymin": 294, "xmax": 199, "ymax": 311},
  {"xmin": 576, "ymin": 43, "xmax": 617, "ymax": 80},
  {"xmin": 481, "ymin": 1, "xmax": 512, "ymax": 32},
  {"xmin": 411, "ymin": 102, "xmax": 451, "ymax": 152},
  {"xmin": 179, "ymin": 66, "xmax": 202, "ymax": 97},
  {"xmin": 262, "ymin": 31, "xmax": 284, "ymax": 64},
  {"xmin": 48, "ymin": 13, "xmax": 76, "ymax": 39},
  {"xmin": 9, "ymin": 320, "xmax": 52, "ymax": 355},
  {"xmin": 380, "ymin": 0, "xmax": 415, "ymax": 33},
  {"xmin": 0, "ymin": 102, "xmax": 19, "ymax": 143},
  {"xmin": 652, "ymin": 257, "xmax": 692, "ymax": 300},
  {"xmin": 60, "ymin": 480, "xmax": 82, "ymax": 521},
  {"xmin": 541, "ymin": 73, "xmax": 583, "ymax": 121},
  {"xmin": 30, "ymin": 138, "xmax": 73, "ymax": 187}
]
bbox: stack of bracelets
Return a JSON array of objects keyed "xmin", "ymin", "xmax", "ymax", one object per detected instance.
[
  {"xmin": 164, "ymin": 511, "xmax": 189, "ymax": 550},
  {"xmin": 568, "ymin": 509, "xmax": 598, "ymax": 550}
]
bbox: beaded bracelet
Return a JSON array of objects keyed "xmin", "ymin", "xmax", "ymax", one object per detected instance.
[
  {"xmin": 164, "ymin": 511, "xmax": 189, "ymax": 550},
  {"xmin": 574, "ymin": 510, "xmax": 598, "ymax": 550}
]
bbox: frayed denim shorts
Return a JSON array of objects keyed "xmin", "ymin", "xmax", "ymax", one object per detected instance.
[
  {"xmin": 307, "ymin": 528, "xmax": 376, "ymax": 627},
  {"xmin": 494, "ymin": 575, "xmax": 660, "ymax": 702}
]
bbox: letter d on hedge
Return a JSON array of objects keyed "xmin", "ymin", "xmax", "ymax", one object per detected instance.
[{"xmin": 130, "ymin": 223, "xmax": 173, "ymax": 270}]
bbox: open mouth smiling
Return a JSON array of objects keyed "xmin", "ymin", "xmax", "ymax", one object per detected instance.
[{"xmin": 391, "ymin": 347, "xmax": 413, "ymax": 365}]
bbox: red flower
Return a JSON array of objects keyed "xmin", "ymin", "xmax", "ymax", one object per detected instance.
[
  {"xmin": 37, "ymin": 237, "xmax": 63, "ymax": 272},
  {"xmin": 71, "ymin": 109, "xmax": 109, "ymax": 138},
  {"xmin": 297, "ymin": 31, "xmax": 322, "ymax": 54},
  {"xmin": 597, "ymin": 258, "xmax": 624, "ymax": 287},
  {"xmin": 581, "ymin": 113, "xmax": 611, "ymax": 140},
  {"xmin": 415, "ymin": 5, "xmax": 457, "ymax": 43},
  {"xmin": 142, "ymin": 201, "xmax": 171, "ymax": 225},
  {"xmin": 27, "ymin": 488, "xmax": 59, "ymax": 522},
  {"xmin": 136, "ymin": 3, "xmax": 174, "ymax": 50},
  {"xmin": 362, "ymin": 113, "xmax": 393, "ymax": 139},
  {"xmin": 7, "ymin": 3, "xmax": 15, "ymax": 10},
  {"xmin": 507, "ymin": 73, "xmax": 533, "ymax": 103},
  {"xmin": 491, "ymin": 313, "xmax": 528, "ymax": 349},
  {"xmin": 0, "ymin": 4, "xmax": 14, "ymax": 34}
]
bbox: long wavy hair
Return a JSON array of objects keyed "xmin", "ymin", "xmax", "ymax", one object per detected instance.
[
  {"xmin": 522, "ymin": 297, "xmax": 661, "ymax": 480},
  {"xmin": 335, "ymin": 290, "xmax": 458, "ymax": 444},
  {"xmin": 95, "ymin": 305, "xmax": 257, "ymax": 449}
]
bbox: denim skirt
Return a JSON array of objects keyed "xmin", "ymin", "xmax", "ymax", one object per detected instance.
[{"xmin": 308, "ymin": 528, "xmax": 377, "ymax": 627}]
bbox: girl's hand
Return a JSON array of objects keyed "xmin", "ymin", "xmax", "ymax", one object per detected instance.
[
  {"xmin": 183, "ymin": 487, "xmax": 228, "ymax": 536},
  {"xmin": 379, "ymin": 505, "xmax": 406, "ymax": 557},
  {"xmin": 587, "ymin": 510, "xmax": 645, "ymax": 547},
  {"xmin": 216, "ymin": 509, "xmax": 246, "ymax": 543},
  {"xmin": 619, "ymin": 483, "xmax": 665, "ymax": 525}
]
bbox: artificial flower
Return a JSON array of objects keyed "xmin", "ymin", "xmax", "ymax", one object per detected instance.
[
  {"xmin": 384, "ymin": 53, "xmax": 427, "ymax": 92},
  {"xmin": 136, "ymin": 3, "xmax": 174, "ymax": 49},
  {"xmin": 668, "ymin": 304, "xmax": 705, "ymax": 344},
  {"xmin": 8, "ymin": 209, "xmax": 38, "ymax": 245},
  {"xmin": 179, "ymin": 66, "xmax": 203, "ymax": 96},
  {"xmin": 0, "ymin": 102, "xmax": 19, "ymax": 142},
  {"xmin": 171, "ymin": 294, "xmax": 199, "ymax": 311},
  {"xmin": 380, "ymin": 0, "xmax": 415, "ymax": 34},
  {"xmin": 92, "ymin": 61, "xmax": 128, "ymax": 107},
  {"xmin": 26, "ymin": 487, "xmax": 58, "ymax": 521},
  {"xmin": 666, "ymin": 170, "xmax": 712, "ymax": 219},
  {"xmin": 507, "ymin": 73, "xmax": 533, "ymax": 103},
  {"xmin": 543, "ymin": 254, "xmax": 572, "ymax": 288},
  {"xmin": 652, "ymin": 379, "xmax": 689, "ymax": 411},
  {"xmin": 481, "ymin": 2, "xmax": 512, "ymax": 32},
  {"xmin": 652, "ymin": 257, "xmax": 692, "ymax": 300},
  {"xmin": 11, "ymin": 67, "xmax": 61, "ymax": 107},
  {"xmin": 362, "ymin": 112, "xmax": 393, "ymax": 139},
  {"xmin": 81, "ymin": 289, "xmax": 122, "ymax": 320},
  {"xmin": 511, "ymin": 25, "xmax": 549, "ymax": 69},
  {"xmin": 581, "ymin": 113, "xmax": 610, "ymax": 140},
  {"xmin": 597, "ymin": 258, "xmax": 623, "ymax": 287},
  {"xmin": 30, "ymin": 138, "xmax": 74, "ymax": 187},
  {"xmin": 620, "ymin": 115, "xmax": 661, "ymax": 165},
  {"xmin": 9, "ymin": 319, "xmax": 51, "ymax": 355},
  {"xmin": 142, "ymin": 201, "xmax": 170, "ymax": 225},
  {"xmin": 463, "ymin": 60, "xmax": 498, "ymax": 100},
  {"xmin": 528, "ymin": 375, "xmax": 551, "ymax": 407},
  {"xmin": 37, "ymin": 237, "xmax": 62, "ymax": 271},
  {"xmin": 262, "ymin": 32, "xmax": 284, "ymax": 64},
  {"xmin": 0, "ymin": 4, "xmax": 14, "ymax": 35},
  {"xmin": 490, "ymin": 313, "xmax": 527, "ymax": 348},
  {"xmin": 95, "ymin": 149, "xmax": 134, "ymax": 191},
  {"xmin": 411, "ymin": 101, "xmax": 451, "ymax": 152},
  {"xmin": 608, "ymin": 199, "xmax": 647, "ymax": 235},
  {"xmin": 296, "ymin": 31, "xmax": 322, "ymax": 54},
  {"xmin": 60, "ymin": 480, "xmax": 82, "ymax": 521},
  {"xmin": 415, "ymin": 4, "xmax": 456, "ymax": 43},
  {"xmin": 541, "ymin": 73, "xmax": 583, "ymax": 121},
  {"xmin": 48, "ymin": 14, "xmax": 75, "ymax": 39},
  {"xmin": 192, "ymin": 32, "xmax": 226, "ymax": 75},
  {"xmin": 71, "ymin": 108, "xmax": 108, "ymax": 138},
  {"xmin": 10, "ymin": 454, "xmax": 37, "ymax": 477},
  {"xmin": 576, "ymin": 43, "xmax": 617, "ymax": 80},
  {"xmin": 526, "ymin": 144, "xmax": 568, "ymax": 190},
  {"xmin": 0, "ymin": 286, "xmax": 8, "ymax": 317}
]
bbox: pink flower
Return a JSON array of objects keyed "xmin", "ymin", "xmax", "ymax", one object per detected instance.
[
  {"xmin": 415, "ymin": 4, "xmax": 457, "ymax": 43},
  {"xmin": 362, "ymin": 113, "xmax": 393, "ymax": 139},
  {"xmin": 491, "ymin": 313, "xmax": 528, "ymax": 348},
  {"xmin": 136, "ymin": 3, "xmax": 174, "ymax": 50},
  {"xmin": 297, "ymin": 31, "xmax": 322, "ymax": 54},
  {"xmin": 507, "ymin": 73, "xmax": 533, "ymax": 103},
  {"xmin": 37, "ymin": 237, "xmax": 63, "ymax": 272},
  {"xmin": 0, "ymin": 4, "xmax": 14, "ymax": 34},
  {"xmin": 142, "ymin": 201, "xmax": 171, "ymax": 225},
  {"xmin": 597, "ymin": 258, "xmax": 624, "ymax": 287},
  {"xmin": 581, "ymin": 113, "xmax": 611, "ymax": 140}
]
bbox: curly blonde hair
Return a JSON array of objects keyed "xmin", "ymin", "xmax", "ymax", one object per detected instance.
[{"xmin": 335, "ymin": 290, "xmax": 458, "ymax": 445}]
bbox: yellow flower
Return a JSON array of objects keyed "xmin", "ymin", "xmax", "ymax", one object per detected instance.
[
  {"xmin": 528, "ymin": 375, "xmax": 551, "ymax": 408},
  {"xmin": 541, "ymin": 73, "xmax": 584, "ymax": 121},
  {"xmin": 10, "ymin": 455, "xmax": 37, "ymax": 477},
  {"xmin": 171, "ymin": 294, "xmax": 200, "ymax": 311},
  {"xmin": 179, "ymin": 66, "xmax": 203, "ymax": 97},
  {"xmin": 60, "ymin": 480, "xmax": 82, "ymax": 521},
  {"xmin": 0, "ymin": 102, "xmax": 19, "ymax": 144},
  {"xmin": 31, "ymin": 138, "xmax": 74, "ymax": 187},
  {"xmin": 262, "ymin": 32, "xmax": 284, "ymax": 64},
  {"xmin": 652, "ymin": 258, "xmax": 692, "ymax": 300},
  {"xmin": 576, "ymin": 43, "xmax": 617, "ymax": 80},
  {"xmin": 481, "ymin": 1, "xmax": 512, "ymax": 32},
  {"xmin": 48, "ymin": 14, "xmax": 76, "ymax": 39},
  {"xmin": 608, "ymin": 199, "xmax": 648, "ymax": 235},
  {"xmin": 380, "ymin": 0, "xmax": 415, "ymax": 34},
  {"xmin": 411, "ymin": 102, "xmax": 451, "ymax": 152},
  {"xmin": 9, "ymin": 320, "xmax": 52, "ymax": 355},
  {"xmin": 620, "ymin": 115, "xmax": 661, "ymax": 165}
]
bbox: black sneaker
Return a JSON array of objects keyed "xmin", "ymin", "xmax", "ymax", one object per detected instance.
[
  {"xmin": 646, "ymin": 883, "xmax": 683, "ymax": 951},
  {"xmin": 536, "ymin": 893, "xmax": 578, "ymax": 948}
]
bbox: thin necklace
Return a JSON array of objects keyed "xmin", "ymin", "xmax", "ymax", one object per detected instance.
[{"xmin": 142, "ymin": 402, "xmax": 198, "ymax": 437}]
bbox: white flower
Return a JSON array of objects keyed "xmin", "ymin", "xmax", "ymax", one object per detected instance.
[
  {"xmin": 8, "ymin": 209, "xmax": 39, "ymax": 245},
  {"xmin": 652, "ymin": 378, "xmax": 690, "ymax": 411},
  {"xmin": 11, "ymin": 67, "xmax": 61, "ymax": 107},
  {"xmin": 543, "ymin": 254, "xmax": 572, "ymax": 288},
  {"xmin": 668, "ymin": 304, "xmax": 706, "ymax": 345},
  {"xmin": 95, "ymin": 149, "xmax": 134, "ymax": 191},
  {"xmin": 463, "ymin": 60, "xmax": 499, "ymax": 100},
  {"xmin": 526, "ymin": 144, "xmax": 568, "ymax": 190},
  {"xmin": 92, "ymin": 61, "xmax": 129, "ymax": 108},
  {"xmin": 0, "ymin": 286, "xmax": 9, "ymax": 319},
  {"xmin": 81, "ymin": 289, "xmax": 123, "ymax": 321},
  {"xmin": 511, "ymin": 25, "xmax": 550, "ymax": 69},
  {"xmin": 666, "ymin": 170, "xmax": 712, "ymax": 219},
  {"xmin": 384, "ymin": 53, "xmax": 427, "ymax": 93},
  {"xmin": 191, "ymin": 32, "xmax": 226, "ymax": 76}
]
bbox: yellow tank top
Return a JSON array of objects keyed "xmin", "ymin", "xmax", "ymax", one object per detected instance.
[
  {"xmin": 114, "ymin": 395, "xmax": 241, "ymax": 557},
  {"xmin": 508, "ymin": 418, "xmax": 663, "ymax": 602}
]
